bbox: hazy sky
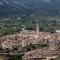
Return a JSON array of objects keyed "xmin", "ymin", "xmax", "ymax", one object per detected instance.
[{"xmin": 46, "ymin": 0, "xmax": 50, "ymax": 1}]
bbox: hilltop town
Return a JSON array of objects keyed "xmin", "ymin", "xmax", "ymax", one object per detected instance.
[
  {"xmin": 0, "ymin": 0, "xmax": 60, "ymax": 60},
  {"xmin": 0, "ymin": 24, "xmax": 60, "ymax": 60}
]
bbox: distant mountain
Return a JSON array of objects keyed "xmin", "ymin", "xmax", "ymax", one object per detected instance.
[{"xmin": 0, "ymin": 0, "xmax": 60, "ymax": 16}]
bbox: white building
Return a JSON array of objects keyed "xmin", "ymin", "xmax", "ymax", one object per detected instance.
[
  {"xmin": 56, "ymin": 30, "xmax": 60, "ymax": 33},
  {"xmin": 36, "ymin": 23, "xmax": 39, "ymax": 33}
]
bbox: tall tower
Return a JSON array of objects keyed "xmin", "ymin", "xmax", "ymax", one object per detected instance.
[
  {"xmin": 36, "ymin": 23, "xmax": 39, "ymax": 33},
  {"xmin": 21, "ymin": 25, "xmax": 25, "ymax": 32}
]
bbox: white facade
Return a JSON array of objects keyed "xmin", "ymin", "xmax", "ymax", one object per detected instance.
[
  {"xmin": 36, "ymin": 24, "xmax": 39, "ymax": 33},
  {"xmin": 56, "ymin": 30, "xmax": 60, "ymax": 33}
]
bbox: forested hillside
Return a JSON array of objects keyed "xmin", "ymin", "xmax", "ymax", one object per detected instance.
[
  {"xmin": 0, "ymin": 0, "xmax": 60, "ymax": 16},
  {"xmin": 0, "ymin": 16, "xmax": 60, "ymax": 37}
]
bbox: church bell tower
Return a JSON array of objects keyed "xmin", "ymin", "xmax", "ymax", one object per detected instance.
[{"xmin": 36, "ymin": 23, "xmax": 39, "ymax": 33}]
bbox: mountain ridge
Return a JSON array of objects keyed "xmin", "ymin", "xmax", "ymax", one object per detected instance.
[{"xmin": 0, "ymin": 0, "xmax": 60, "ymax": 16}]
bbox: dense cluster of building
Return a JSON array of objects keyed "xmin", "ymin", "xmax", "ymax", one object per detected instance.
[
  {"xmin": 0, "ymin": 31, "xmax": 59, "ymax": 49},
  {"xmin": 0, "ymin": 24, "xmax": 60, "ymax": 60},
  {"xmin": 23, "ymin": 48, "xmax": 59, "ymax": 60}
]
